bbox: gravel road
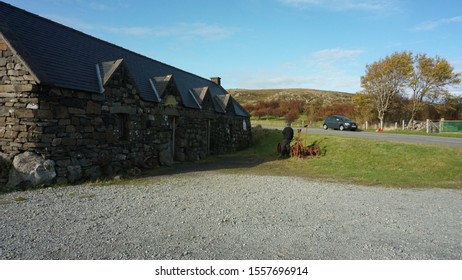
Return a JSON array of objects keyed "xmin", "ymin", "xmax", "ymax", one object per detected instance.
[{"xmin": 1, "ymin": 170, "xmax": 461, "ymax": 260}]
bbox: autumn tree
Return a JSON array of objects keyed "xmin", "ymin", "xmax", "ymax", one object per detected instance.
[
  {"xmin": 434, "ymin": 94, "xmax": 462, "ymax": 119},
  {"xmin": 274, "ymin": 101, "xmax": 289, "ymax": 117},
  {"xmin": 306, "ymin": 99, "xmax": 324, "ymax": 122},
  {"xmin": 361, "ymin": 51, "xmax": 413, "ymax": 129},
  {"xmin": 352, "ymin": 93, "xmax": 376, "ymax": 123},
  {"xmin": 284, "ymin": 109, "xmax": 300, "ymax": 123},
  {"xmin": 242, "ymin": 103, "xmax": 255, "ymax": 115},
  {"xmin": 288, "ymin": 99, "xmax": 306, "ymax": 113},
  {"xmin": 252, "ymin": 107, "xmax": 268, "ymax": 119},
  {"xmin": 407, "ymin": 54, "xmax": 461, "ymax": 126},
  {"xmin": 323, "ymin": 103, "xmax": 355, "ymax": 119}
]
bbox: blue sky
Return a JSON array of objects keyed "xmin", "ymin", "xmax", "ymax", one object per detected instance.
[{"xmin": 4, "ymin": 0, "xmax": 462, "ymax": 94}]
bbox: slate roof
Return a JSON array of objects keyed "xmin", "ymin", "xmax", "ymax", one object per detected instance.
[{"xmin": 0, "ymin": 1, "xmax": 249, "ymax": 117}]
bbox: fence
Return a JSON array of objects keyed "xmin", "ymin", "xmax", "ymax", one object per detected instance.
[
  {"xmin": 440, "ymin": 119, "xmax": 462, "ymax": 132},
  {"xmin": 252, "ymin": 118, "xmax": 462, "ymax": 133},
  {"xmin": 361, "ymin": 119, "xmax": 442, "ymax": 133}
]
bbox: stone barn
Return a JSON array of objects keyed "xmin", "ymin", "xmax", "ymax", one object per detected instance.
[{"xmin": 0, "ymin": 2, "xmax": 251, "ymax": 189}]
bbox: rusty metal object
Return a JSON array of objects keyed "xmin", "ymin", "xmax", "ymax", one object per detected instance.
[
  {"xmin": 289, "ymin": 129, "xmax": 322, "ymax": 159},
  {"xmin": 290, "ymin": 142, "xmax": 322, "ymax": 159}
]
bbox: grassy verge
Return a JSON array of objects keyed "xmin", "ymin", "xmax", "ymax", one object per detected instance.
[
  {"xmin": 227, "ymin": 128, "xmax": 462, "ymax": 189},
  {"xmin": 381, "ymin": 129, "xmax": 462, "ymax": 138},
  {"xmin": 251, "ymin": 116, "xmax": 320, "ymax": 128}
]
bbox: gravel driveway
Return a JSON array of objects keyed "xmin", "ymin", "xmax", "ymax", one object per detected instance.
[{"xmin": 1, "ymin": 170, "xmax": 461, "ymax": 260}]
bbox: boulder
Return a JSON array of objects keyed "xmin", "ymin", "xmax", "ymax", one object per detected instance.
[{"xmin": 6, "ymin": 151, "xmax": 56, "ymax": 190}]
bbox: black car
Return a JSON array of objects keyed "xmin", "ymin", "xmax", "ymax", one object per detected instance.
[{"xmin": 323, "ymin": 115, "xmax": 357, "ymax": 131}]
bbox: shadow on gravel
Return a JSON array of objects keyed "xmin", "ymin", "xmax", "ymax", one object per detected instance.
[{"xmin": 140, "ymin": 154, "xmax": 268, "ymax": 178}]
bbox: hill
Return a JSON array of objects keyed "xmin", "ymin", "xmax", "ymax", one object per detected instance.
[{"xmin": 227, "ymin": 88, "xmax": 354, "ymax": 105}]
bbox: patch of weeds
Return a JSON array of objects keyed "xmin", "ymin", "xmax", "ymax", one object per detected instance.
[
  {"xmin": 14, "ymin": 196, "xmax": 27, "ymax": 202},
  {"xmin": 78, "ymin": 194, "xmax": 96, "ymax": 199},
  {"xmin": 0, "ymin": 198, "xmax": 12, "ymax": 205},
  {"xmin": 85, "ymin": 176, "xmax": 125, "ymax": 187}
]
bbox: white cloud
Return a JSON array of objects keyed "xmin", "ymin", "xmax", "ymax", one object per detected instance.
[
  {"xmin": 106, "ymin": 27, "xmax": 154, "ymax": 36},
  {"xmin": 44, "ymin": 14, "xmax": 237, "ymax": 40},
  {"xmin": 45, "ymin": 15, "xmax": 96, "ymax": 30},
  {"xmin": 234, "ymin": 48, "xmax": 364, "ymax": 91},
  {"xmin": 173, "ymin": 23, "xmax": 238, "ymax": 40},
  {"xmin": 413, "ymin": 16, "xmax": 462, "ymax": 31},
  {"xmin": 88, "ymin": 2, "xmax": 111, "ymax": 11},
  {"xmin": 104, "ymin": 23, "xmax": 237, "ymax": 40},
  {"xmin": 229, "ymin": 49, "xmax": 363, "ymax": 92},
  {"xmin": 232, "ymin": 70, "xmax": 360, "ymax": 92},
  {"xmin": 312, "ymin": 48, "xmax": 364, "ymax": 60},
  {"xmin": 280, "ymin": 0, "xmax": 401, "ymax": 13}
]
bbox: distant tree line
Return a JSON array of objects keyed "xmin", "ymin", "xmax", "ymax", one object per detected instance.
[
  {"xmin": 242, "ymin": 51, "xmax": 461, "ymax": 127},
  {"xmin": 243, "ymin": 91, "xmax": 462, "ymax": 126},
  {"xmin": 242, "ymin": 99, "xmax": 357, "ymax": 123}
]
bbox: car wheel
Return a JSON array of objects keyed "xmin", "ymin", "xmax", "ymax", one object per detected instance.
[
  {"xmin": 339, "ymin": 125, "xmax": 344, "ymax": 131},
  {"xmin": 323, "ymin": 124, "xmax": 328, "ymax": 130}
]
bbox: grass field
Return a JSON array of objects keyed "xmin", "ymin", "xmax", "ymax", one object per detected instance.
[{"xmin": 224, "ymin": 128, "xmax": 462, "ymax": 189}]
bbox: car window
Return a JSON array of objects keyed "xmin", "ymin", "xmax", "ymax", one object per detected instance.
[{"xmin": 337, "ymin": 116, "xmax": 351, "ymax": 122}]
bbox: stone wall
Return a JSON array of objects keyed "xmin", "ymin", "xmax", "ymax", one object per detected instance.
[
  {"xmin": 1, "ymin": 37, "xmax": 38, "ymax": 185},
  {"xmin": 0, "ymin": 38, "xmax": 36, "ymax": 86},
  {"xmin": 0, "ymin": 38, "xmax": 252, "ymax": 189}
]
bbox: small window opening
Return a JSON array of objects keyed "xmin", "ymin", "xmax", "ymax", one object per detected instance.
[{"xmin": 116, "ymin": 113, "xmax": 130, "ymax": 141}]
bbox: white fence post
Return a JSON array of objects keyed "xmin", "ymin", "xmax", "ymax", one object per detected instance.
[
  {"xmin": 402, "ymin": 120, "xmax": 405, "ymax": 130},
  {"xmin": 426, "ymin": 119, "xmax": 430, "ymax": 134}
]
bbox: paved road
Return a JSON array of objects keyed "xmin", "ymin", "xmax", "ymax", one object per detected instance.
[{"xmin": 264, "ymin": 126, "xmax": 462, "ymax": 147}]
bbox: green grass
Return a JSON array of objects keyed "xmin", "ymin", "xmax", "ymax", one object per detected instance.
[
  {"xmin": 230, "ymin": 128, "xmax": 462, "ymax": 189},
  {"xmin": 78, "ymin": 194, "xmax": 96, "ymax": 199},
  {"xmin": 251, "ymin": 116, "xmax": 321, "ymax": 128},
  {"xmin": 381, "ymin": 129, "xmax": 462, "ymax": 138},
  {"xmin": 14, "ymin": 196, "xmax": 27, "ymax": 202}
]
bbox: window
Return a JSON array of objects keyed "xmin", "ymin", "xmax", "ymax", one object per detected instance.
[{"xmin": 116, "ymin": 113, "xmax": 129, "ymax": 140}]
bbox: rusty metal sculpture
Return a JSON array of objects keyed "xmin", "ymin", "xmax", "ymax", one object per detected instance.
[
  {"xmin": 289, "ymin": 128, "xmax": 322, "ymax": 159},
  {"xmin": 277, "ymin": 128, "xmax": 322, "ymax": 159}
]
